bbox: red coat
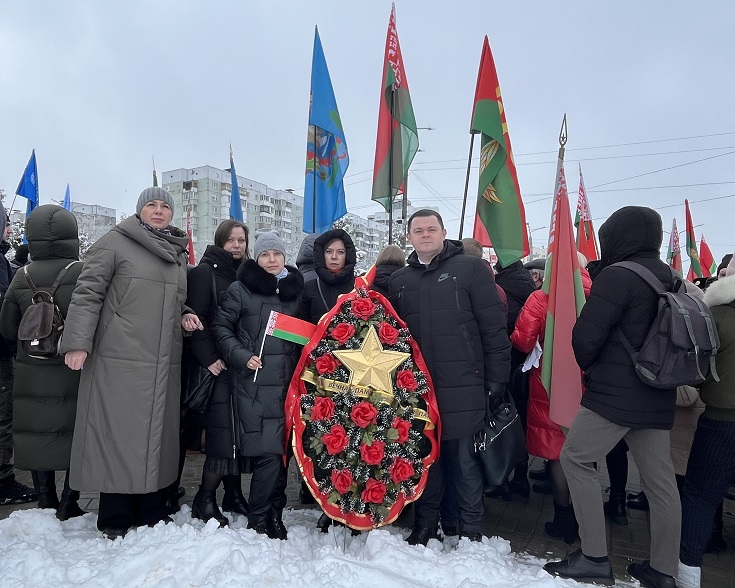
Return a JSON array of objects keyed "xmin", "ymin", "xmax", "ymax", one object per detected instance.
[{"xmin": 510, "ymin": 269, "xmax": 592, "ymax": 460}]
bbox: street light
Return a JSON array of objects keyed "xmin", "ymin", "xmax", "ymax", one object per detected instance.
[{"xmin": 526, "ymin": 224, "xmax": 547, "ymax": 261}]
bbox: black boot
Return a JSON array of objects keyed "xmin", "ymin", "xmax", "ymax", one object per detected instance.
[
  {"xmin": 222, "ymin": 475, "xmax": 250, "ymax": 516},
  {"xmin": 484, "ymin": 481, "xmax": 513, "ymax": 501},
  {"xmin": 565, "ymin": 505, "xmax": 580, "ymax": 545},
  {"xmin": 544, "ymin": 502, "xmax": 571, "ymax": 539},
  {"xmin": 316, "ymin": 512, "xmax": 332, "ymax": 533},
  {"xmin": 627, "ymin": 490, "xmax": 649, "ymax": 511},
  {"xmin": 56, "ymin": 471, "xmax": 85, "ymax": 521},
  {"xmin": 266, "ymin": 508, "xmax": 287, "ymax": 540},
  {"xmin": 544, "ymin": 549, "xmax": 614, "ymax": 585},
  {"xmin": 603, "ymin": 490, "xmax": 628, "ymax": 525},
  {"xmin": 31, "ymin": 471, "xmax": 59, "ymax": 510},
  {"xmin": 299, "ymin": 480, "xmax": 316, "ymax": 504},
  {"xmin": 405, "ymin": 526, "xmax": 439, "ymax": 546},
  {"xmin": 192, "ymin": 486, "xmax": 229, "ymax": 527},
  {"xmin": 529, "ymin": 460, "xmax": 550, "ymax": 481},
  {"xmin": 509, "ymin": 462, "xmax": 530, "ymax": 498}
]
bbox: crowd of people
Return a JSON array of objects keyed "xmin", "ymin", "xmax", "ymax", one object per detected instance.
[{"xmin": 0, "ymin": 190, "xmax": 733, "ymax": 588}]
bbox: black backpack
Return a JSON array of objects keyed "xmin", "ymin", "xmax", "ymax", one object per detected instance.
[
  {"xmin": 614, "ymin": 261, "xmax": 720, "ymax": 390},
  {"xmin": 17, "ymin": 262, "xmax": 78, "ymax": 359}
]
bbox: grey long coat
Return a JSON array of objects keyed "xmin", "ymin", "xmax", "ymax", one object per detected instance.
[{"xmin": 60, "ymin": 215, "xmax": 190, "ymax": 493}]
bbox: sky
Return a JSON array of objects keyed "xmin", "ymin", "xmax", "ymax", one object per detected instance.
[{"xmin": 1, "ymin": 1, "xmax": 734, "ymax": 267}]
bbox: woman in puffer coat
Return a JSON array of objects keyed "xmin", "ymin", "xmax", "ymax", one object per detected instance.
[
  {"xmin": 0, "ymin": 205, "xmax": 84, "ymax": 520},
  {"xmin": 212, "ymin": 230, "xmax": 304, "ymax": 539},
  {"xmin": 510, "ymin": 256, "xmax": 592, "ymax": 543},
  {"xmin": 186, "ymin": 220, "xmax": 251, "ymax": 527}
]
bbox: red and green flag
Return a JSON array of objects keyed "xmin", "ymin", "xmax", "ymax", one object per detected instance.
[
  {"xmin": 371, "ymin": 3, "xmax": 418, "ymax": 213},
  {"xmin": 666, "ymin": 218, "xmax": 682, "ymax": 273},
  {"xmin": 574, "ymin": 164, "xmax": 599, "ymax": 262},
  {"xmin": 470, "ymin": 36, "xmax": 529, "ymax": 265},
  {"xmin": 541, "ymin": 159, "xmax": 586, "ymax": 429},
  {"xmin": 685, "ymin": 199, "xmax": 702, "ymax": 281},
  {"xmin": 266, "ymin": 311, "xmax": 317, "ymax": 346},
  {"xmin": 699, "ymin": 235, "xmax": 717, "ymax": 278}
]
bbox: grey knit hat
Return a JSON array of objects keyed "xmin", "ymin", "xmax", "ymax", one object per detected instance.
[
  {"xmin": 254, "ymin": 229, "xmax": 286, "ymax": 260},
  {"xmin": 136, "ymin": 187, "xmax": 174, "ymax": 215}
]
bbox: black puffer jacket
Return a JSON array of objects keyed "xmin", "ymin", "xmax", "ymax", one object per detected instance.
[
  {"xmin": 372, "ymin": 262, "xmax": 404, "ymax": 297},
  {"xmin": 494, "ymin": 260, "xmax": 537, "ymax": 334},
  {"xmin": 212, "ymin": 260, "xmax": 304, "ymax": 456},
  {"xmin": 572, "ymin": 206, "xmax": 678, "ymax": 429},
  {"xmin": 185, "ymin": 245, "xmax": 242, "ymax": 459},
  {"xmin": 389, "ymin": 240, "xmax": 511, "ymax": 440},
  {"xmin": 0, "ymin": 204, "xmax": 82, "ymax": 470},
  {"xmin": 299, "ymin": 229, "xmax": 356, "ymax": 323}
]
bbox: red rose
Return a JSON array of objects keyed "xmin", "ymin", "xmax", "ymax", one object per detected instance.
[
  {"xmin": 322, "ymin": 425, "xmax": 348, "ymax": 455},
  {"xmin": 361, "ymin": 478, "xmax": 387, "ymax": 504},
  {"xmin": 331, "ymin": 469, "xmax": 354, "ymax": 494},
  {"xmin": 350, "ymin": 401, "xmax": 378, "ymax": 428},
  {"xmin": 315, "ymin": 353, "xmax": 339, "ymax": 375},
  {"xmin": 351, "ymin": 298, "xmax": 376, "ymax": 320},
  {"xmin": 396, "ymin": 370, "xmax": 418, "ymax": 391},
  {"xmin": 391, "ymin": 417, "xmax": 411, "ymax": 444},
  {"xmin": 311, "ymin": 396, "xmax": 335, "ymax": 421},
  {"xmin": 359, "ymin": 440, "xmax": 385, "ymax": 465},
  {"xmin": 330, "ymin": 323, "xmax": 355, "ymax": 345},
  {"xmin": 388, "ymin": 457, "xmax": 415, "ymax": 484},
  {"xmin": 377, "ymin": 322, "xmax": 399, "ymax": 345}
]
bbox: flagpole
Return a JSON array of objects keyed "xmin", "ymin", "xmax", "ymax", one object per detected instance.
[
  {"xmin": 458, "ymin": 134, "xmax": 476, "ymax": 239},
  {"xmin": 558, "ymin": 113, "xmax": 567, "ymax": 164},
  {"xmin": 311, "ymin": 124, "xmax": 317, "ymax": 233},
  {"xmin": 387, "ymin": 85, "xmax": 396, "ymax": 245}
]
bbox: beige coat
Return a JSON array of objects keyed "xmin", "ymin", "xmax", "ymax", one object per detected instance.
[{"xmin": 60, "ymin": 216, "xmax": 189, "ymax": 493}]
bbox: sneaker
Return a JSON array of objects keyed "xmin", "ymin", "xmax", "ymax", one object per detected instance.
[
  {"xmin": 676, "ymin": 561, "xmax": 701, "ymax": 588},
  {"xmin": 627, "ymin": 560, "xmax": 676, "ymax": 588},
  {"xmin": 544, "ymin": 548, "xmax": 614, "ymax": 586},
  {"xmin": 0, "ymin": 479, "xmax": 39, "ymax": 505}
]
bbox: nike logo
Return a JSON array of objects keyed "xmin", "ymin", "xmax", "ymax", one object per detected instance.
[{"xmin": 438, "ymin": 273, "xmax": 449, "ymax": 282}]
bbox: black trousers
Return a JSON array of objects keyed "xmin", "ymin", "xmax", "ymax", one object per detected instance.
[
  {"xmin": 97, "ymin": 490, "xmax": 169, "ymax": 531},
  {"xmin": 247, "ymin": 454, "xmax": 287, "ymax": 526},
  {"xmin": 417, "ymin": 435, "xmax": 484, "ymax": 534}
]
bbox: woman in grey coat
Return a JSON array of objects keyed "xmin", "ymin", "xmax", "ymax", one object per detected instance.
[
  {"xmin": 212, "ymin": 230, "xmax": 303, "ymax": 539},
  {"xmin": 61, "ymin": 187, "xmax": 203, "ymax": 539}
]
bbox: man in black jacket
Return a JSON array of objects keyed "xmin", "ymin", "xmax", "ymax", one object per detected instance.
[
  {"xmin": 390, "ymin": 210, "xmax": 511, "ymax": 545},
  {"xmin": 545, "ymin": 207, "xmax": 680, "ymax": 588}
]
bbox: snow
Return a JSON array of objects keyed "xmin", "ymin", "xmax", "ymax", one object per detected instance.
[{"xmin": 0, "ymin": 507, "xmax": 623, "ymax": 588}]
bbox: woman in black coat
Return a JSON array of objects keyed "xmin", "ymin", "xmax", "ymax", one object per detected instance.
[
  {"xmin": 298, "ymin": 229, "xmax": 357, "ymax": 323},
  {"xmin": 187, "ymin": 220, "xmax": 250, "ymax": 527},
  {"xmin": 212, "ymin": 230, "xmax": 304, "ymax": 539}
]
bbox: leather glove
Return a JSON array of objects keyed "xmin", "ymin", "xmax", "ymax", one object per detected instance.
[{"xmin": 486, "ymin": 382, "xmax": 506, "ymax": 413}]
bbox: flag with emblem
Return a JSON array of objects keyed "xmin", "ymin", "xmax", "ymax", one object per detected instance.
[
  {"xmin": 666, "ymin": 218, "xmax": 683, "ymax": 273},
  {"xmin": 685, "ymin": 199, "xmax": 701, "ymax": 281},
  {"xmin": 541, "ymin": 159, "xmax": 586, "ymax": 429},
  {"xmin": 304, "ymin": 27, "xmax": 349, "ymax": 234},
  {"xmin": 16, "ymin": 150, "xmax": 39, "ymax": 216},
  {"xmin": 574, "ymin": 164, "xmax": 599, "ymax": 262},
  {"xmin": 699, "ymin": 236, "xmax": 717, "ymax": 278},
  {"xmin": 470, "ymin": 36, "xmax": 529, "ymax": 265},
  {"xmin": 265, "ymin": 311, "xmax": 317, "ymax": 346},
  {"xmin": 371, "ymin": 3, "xmax": 419, "ymax": 213}
]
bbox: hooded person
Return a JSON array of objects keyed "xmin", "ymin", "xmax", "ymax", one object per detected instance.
[
  {"xmin": 371, "ymin": 244, "xmax": 406, "ymax": 297},
  {"xmin": 60, "ymin": 186, "xmax": 204, "ymax": 539},
  {"xmin": 0, "ymin": 205, "xmax": 85, "ymax": 519},
  {"xmin": 546, "ymin": 206, "xmax": 681, "ymax": 586},
  {"xmin": 9, "ymin": 244, "xmax": 29, "ymax": 274},
  {"xmin": 295, "ymin": 233, "xmax": 320, "ymax": 283}
]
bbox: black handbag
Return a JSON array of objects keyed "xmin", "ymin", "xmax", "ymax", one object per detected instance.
[{"xmin": 474, "ymin": 390, "xmax": 527, "ymax": 487}]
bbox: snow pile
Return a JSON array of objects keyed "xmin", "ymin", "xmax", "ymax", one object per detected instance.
[{"xmin": 0, "ymin": 507, "xmax": 615, "ymax": 587}]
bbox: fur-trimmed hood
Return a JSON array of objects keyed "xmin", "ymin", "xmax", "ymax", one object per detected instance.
[
  {"xmin": 704, "ymin": 274, "xmax": 735, "ymax": 308},
  {"xmin": 237, "ymin": 259, "xmax": 304, "ymax": 301}
]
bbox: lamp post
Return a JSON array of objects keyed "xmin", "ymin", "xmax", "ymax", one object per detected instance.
[{"xmin": 526, "ymin": 224, "xmax": 547, "ymax": 261}]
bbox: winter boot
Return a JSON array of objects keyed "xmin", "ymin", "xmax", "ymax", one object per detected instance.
[
  {"xmin": 266, "ymin": 508, "xmax": 287, "ymax": 540},
  {"xmin": 192, "ymin": 486, "xmax": 229, "ymax": 527},
  {"xmin": 603, "ymin": 489, "xmax": 628, "ymax": 525},
  {"xmin": 56, "ymin": 471, "xmax": 86, "ymax": 521},
  {"xmin": 509, "ymin": 462, "xmax": 530, "ymax": 498},
  {"xmin": 31, "ymin": 471, "xmax": 59, "ymax": 510},
  {"xmin": 544, "ymin": 501, "xmax": 570, "ymax": 539},
  {"xmin": 529, "ymin": 460, "xmax": 550, "ymax": 481},
  {"xmin": 222, "ymin": 475, "xmax": 250, "ymax": 516}
]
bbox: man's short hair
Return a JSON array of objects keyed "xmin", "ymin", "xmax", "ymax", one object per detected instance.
[
  {"xmin": 461, "ymin": 238, "xmax": 483, "ymax": 258},
  {"xmin": 407, "ymin": 209, "xmax": 444, "ymax": 232}
]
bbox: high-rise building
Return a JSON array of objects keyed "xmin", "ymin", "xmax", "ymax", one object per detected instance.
[{"xmin": 69, "ymin": 202, "xmax": 117, "ymax": 243}]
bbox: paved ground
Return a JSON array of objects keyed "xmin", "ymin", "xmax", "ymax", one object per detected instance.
[{"xmin": 3, "ymin": 452, "xmax": 734, "ymax": 586}]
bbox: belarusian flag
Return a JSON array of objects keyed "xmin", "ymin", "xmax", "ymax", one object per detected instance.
[
  {"xmin": 666, "ymin": 218, "xmax": 682, "ymax": 273},
  {"xmin": 370, "ymin": 4, "xmax": 418, "ymax": 213},
  {"xmin": 574, "ymin": 164, "xmax": 599, "ymax": 262},
  {"xmin": 266, "ymin": 311, "xmax": 317, "ymax": 346},
  {"xmin": 685, "ymin": 199, "xmax": 702, "ymax": 281},
  {"xmin": 699, "ymin": 235, "xmax": 717, "ymax": 278},
  {"xmin": 470, "ymin": 36, "xmax": 529, "ymax": 265},
  {"xmin": 541, "ymin": 158, "xmax": 586, "ymax": 429}
]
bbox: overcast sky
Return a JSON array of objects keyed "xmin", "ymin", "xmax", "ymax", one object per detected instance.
[{"xmin": 1, "ymin": 1, "xmax": 733, "ymax": 265}]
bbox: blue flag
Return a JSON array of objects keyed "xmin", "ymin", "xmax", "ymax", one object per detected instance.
[
  {"xmin": 63, "ymin": 183, "xmax": 71, "ymax": 211},
  {"xmin": 16, "ymin": 150, "xmax": 39, "ymax": 216},
  {"xmin": 229, "ymin": 146, "xmax": 243, "ymax": 222},
  {"xmin": 303, "ymin": 27, "xmax": 349, "ymax": 234}
]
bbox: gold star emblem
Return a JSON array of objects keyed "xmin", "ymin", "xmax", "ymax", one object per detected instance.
[{"xmin": 333, "ymin": 325, "xmax": 410, "ymax": 393}]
